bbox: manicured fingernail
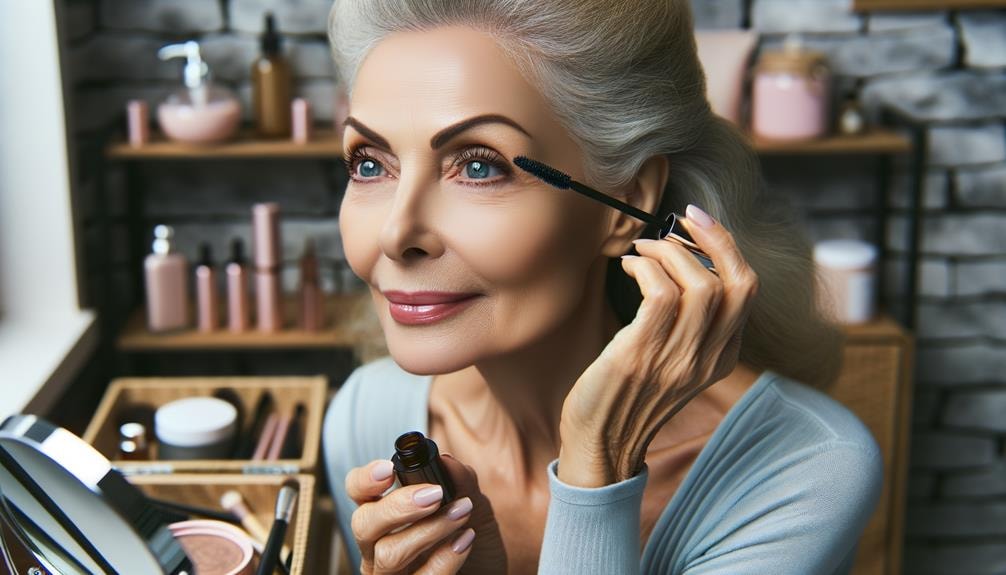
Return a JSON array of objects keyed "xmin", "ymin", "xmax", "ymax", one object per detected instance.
[
  {"xmin": 446, "ymin": 497, "xmax": 473, "ymax": 520},
  {"xmin": 452, "ymin": 528, "xmax": 475, "ymax": 553},
  {"xmin": 620, "ymin": 255, "xmax": 638, "ymax": 260},
  {"xmin": 370, "ymin": 460, "xmax": 394, "ymax": 482},
  {"xmin": 413, "ymin": 485, "xmax": 443, "ymax": 507},
  {"xmin": 686, "ymin": 204, "xmax": 715, "ymax": 228}
]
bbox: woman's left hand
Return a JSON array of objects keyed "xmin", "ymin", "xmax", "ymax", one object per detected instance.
[{"xmin": 558, "ymin": 205, "xmax": 760, "ymax": 487}]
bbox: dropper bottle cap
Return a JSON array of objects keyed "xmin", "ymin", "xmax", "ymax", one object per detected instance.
[
  {"xmin": 198, "ymin": 242, "xmax": 214, "ymax": 267},
  {"xmin": 261, "ymin": 13, "xmax": 282, "ymax": 56},
  {"xmin": 152, "ymin": 225, "xmax": 175, "ymax": 256},
  {"xmin": 229, "ymin": 238, "xmax": 246, "ymax": 265}
]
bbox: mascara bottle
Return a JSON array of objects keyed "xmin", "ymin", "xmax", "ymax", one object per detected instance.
[{"xmin": 391, "ymin": 431, "xmax": 455, "ymax": 506}]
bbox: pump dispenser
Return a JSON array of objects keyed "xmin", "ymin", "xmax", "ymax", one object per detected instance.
[
  {"xmin": 252, "ymin": 13, "xmax": 293, "ymax": 138},
  {"xmin": 144, "ymin": 225, "xmax": 190, "ymax": 332},
  {"xmin": 157, "ymin": 40, "xmax": 241, "ymax": 144}
]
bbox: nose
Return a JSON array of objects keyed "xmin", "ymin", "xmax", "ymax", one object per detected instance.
[{"xmin": 377, "ymin": 174, "xmax": 445, "ymax": 263}]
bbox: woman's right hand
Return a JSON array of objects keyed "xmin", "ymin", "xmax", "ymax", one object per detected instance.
[{"xmin": 345, "ymin": 455, "xmax": 506, "ymax": 574}]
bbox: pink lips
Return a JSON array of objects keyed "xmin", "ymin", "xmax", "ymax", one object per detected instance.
[{"xmin": 383, "ymin": 291, "xmax": 481, "ymax": 325}]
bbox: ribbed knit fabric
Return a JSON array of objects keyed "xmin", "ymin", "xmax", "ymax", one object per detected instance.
[{"xmin": 323, "ymin": 357, "xmax": 883, "ymax": 574}]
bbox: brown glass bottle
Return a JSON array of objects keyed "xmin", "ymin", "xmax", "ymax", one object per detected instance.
[
  {"xmin": 252, "ymin": 13, "xmax": 292, "ymax": 138},
  {"xmin": 391, "ymin": 431, "xmax": 455, "ymax": 506}
]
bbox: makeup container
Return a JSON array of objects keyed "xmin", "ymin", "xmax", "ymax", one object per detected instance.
[
  {"xmin": 127, "ymin": 99, "xmax": 150, "ymax": 147},
  {"xmin": 752, "ymin": 37, "xmax": 830, "ymax": 141},
  {"xmin": 252, "ymin": 203, "xmax": 283, "ymax": 333},
  {"xmin": 157, "ymin": 41, "xmax": 241, "ymax": 144},
  {"xmin": 196, "ymin": 243, "xmax": 220, "ymax": 333},
  {"xmin": 392, "ymin": 431, "xmax": 455, "ymax": 506},
  {"xmin": 168, "ymin": 520, "xmax": 255, "ymax": 575},
  {"xmin": 155, "ymin": 397, "xmax": 238, "ymax": 460},
  {"xmin": 252, "ymin": 13, "xmax": 292, "ymax": 139},
  {"xmin": 291, "ymin": 97, "xmax": 312, "ymax": 144},
  {"xmin": 298, "ymin": 238, "xmax": 324, "ymax": 331},
  {"xmin": 144, "ymin": 225, "xmax": 190, "ymax": 332},
  {"xmin": 814, "ymin": 239, "xmax": 878, "ymax": 324},
  {"xmin": 227, "ymin": 238, "xmax": 251, "ymax": 333},
  {"xmin": 119, "ymin": 422, "xmax": 150, "ymax": 461}
]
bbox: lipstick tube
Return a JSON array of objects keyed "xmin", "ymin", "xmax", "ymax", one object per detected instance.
[{"xmin": 253, "ymin": 203, "xmax": 283, "ymax": 332}]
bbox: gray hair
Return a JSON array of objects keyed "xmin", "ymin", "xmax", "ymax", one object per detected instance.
[{"xmin": 329, "ymin": 0, "xmax": 843, "ymax": 388}]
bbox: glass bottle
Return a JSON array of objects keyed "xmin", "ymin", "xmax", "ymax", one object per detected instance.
[{"xmin": 391, "ymin": 431, "xmax": 456, "ymax": 506}]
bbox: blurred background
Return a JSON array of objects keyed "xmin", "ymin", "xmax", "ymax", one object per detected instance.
[{"xmin": 0, "ymin": 1, "xmax": 1004, "ymax": 574}]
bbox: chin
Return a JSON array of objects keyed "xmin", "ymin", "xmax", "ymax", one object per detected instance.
[{"xmin": 383, "ymin": 329, "xmax": 483, "ymax": 375}]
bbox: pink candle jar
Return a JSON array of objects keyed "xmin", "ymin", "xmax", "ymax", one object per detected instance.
[{"xmin": 752, "ymin": 45, "xmax": 830, "ymax": 141}]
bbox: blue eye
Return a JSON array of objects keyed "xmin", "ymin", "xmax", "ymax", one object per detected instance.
[
  {"xmin": 358, "ymin": 159, "xmax": 383, "ymax": 178},
  {"xmin": 465, "ymin": 160, "xmax": 501, "ymax": 179}
]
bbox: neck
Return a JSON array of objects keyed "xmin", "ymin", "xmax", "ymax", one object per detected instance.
[{"xmin": 453, "ymin": 259, "xmax": 621, "ymax": 479}]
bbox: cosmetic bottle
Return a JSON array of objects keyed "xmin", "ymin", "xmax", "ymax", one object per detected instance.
[
  {"xmin": 157, "ymin": 41, "xmax": 241, "ymax": 144},
  {"xmin": 119, "ymin": 423, "xmax": 150, "ymax": 461},
  {"xmin": 391, "ymin": 431, "xmax": 455, "ymax": 506},
  {"xmin": 298, "ymin": 238, "xmax": 324, "ymax": 331},
  {"xmin": 253, "ymin": 203, "xmax": 283, "ymax": 332},
  {"xmin": 144, "ymin": 225, "xmax": 190, "ymax": 332},
  {"xmin": 252, "ymin": 13, "xmax": 292, "ymax": 139},
  {"xmin": 126, "ymin": 99, "xmax": 149, "ymax": 147},
  {"xmin": 226, "ymin": 238, "xmax": 251, "ymax": 333},
  {"xmin": 291, "ymin": 97, "xmax": 312, "ymax": 144},
  {"xmin": 195, "ymin": 243, "xmax": 220, "ymax": 333}
]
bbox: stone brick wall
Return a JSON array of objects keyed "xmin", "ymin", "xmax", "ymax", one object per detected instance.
[{"xmin": 60, "ymin": 1, "xmax": 1005, "ymax": 572}]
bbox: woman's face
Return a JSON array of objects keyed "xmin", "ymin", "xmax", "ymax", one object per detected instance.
[{"xmin": 340, "ymin": 26, "xmax": 613, "ymax": 375}]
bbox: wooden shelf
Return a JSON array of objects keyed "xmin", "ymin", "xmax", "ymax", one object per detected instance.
[
  {"xmin": 117, "ymin": 290, "xmax": 384, "ymax": 352},
  {"xmin": 106, "ymin": 128, "xmax": 343, "ymax": 160},
  {"xmin": 751, "ymin": 129, "xmax": 911, "ymax": 155},
  {"xmin": 855, "ymin": 0, "xmax": 1006, "ymax": 10}
]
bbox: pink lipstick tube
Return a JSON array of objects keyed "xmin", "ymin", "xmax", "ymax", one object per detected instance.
[{"xmin": 253, "ymin": 203, "xmax": 283, "ymax": 332}]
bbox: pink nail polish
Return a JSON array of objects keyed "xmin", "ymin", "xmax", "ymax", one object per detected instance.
[
  {"xmin": 686, "ymin": 204, "xmax": 715, "ymax": 228},
  {"xmin": 447, "ymin": 497, "xmax": 473, "ymax": 520},
  {"xmin": 413, "ymin": 485, "xmax": 444, "ymax": 507},
  {"xmin": 452, "ymin": 528, "xmax": 475, "ymax": 554},
  {"xmin": 370, "ymin": 460, "xmax": 394, "ymax": 482}
]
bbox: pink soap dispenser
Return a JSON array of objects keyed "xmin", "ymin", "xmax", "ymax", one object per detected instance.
[
  {"xmin": 145, "ymin": 225, "xmax": 190, "ymax": 332},
  {"xmin": 156, "ymin": 41, "xmax": 241, "ymax": 144}
]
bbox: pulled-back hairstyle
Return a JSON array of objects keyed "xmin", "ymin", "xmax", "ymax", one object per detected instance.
[{"xmin": 329, "ymin": 0, "xmax": 844, "ymax": 388}]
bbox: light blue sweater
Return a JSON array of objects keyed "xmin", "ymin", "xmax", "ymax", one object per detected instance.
[{"xmin": 323, "ymin": 357, "xmax": 883, "ymax": 574}]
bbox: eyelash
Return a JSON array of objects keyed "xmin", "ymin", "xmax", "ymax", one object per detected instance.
[{"xmin": 342, "ymin": 145, "xmax": 511, "ymax": 187}]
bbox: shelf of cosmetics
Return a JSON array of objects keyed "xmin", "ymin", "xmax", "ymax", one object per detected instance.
[
  {"xmin": 144, "ymin": 202, "xmax": 333, "ymax": 337},
  {"xmin": 121, "ymin": 14, "xmax": 348, "ymax": 149},
  {"xmin": 0, "ymin": 408, "xmax": 324, "ymax": 574}
]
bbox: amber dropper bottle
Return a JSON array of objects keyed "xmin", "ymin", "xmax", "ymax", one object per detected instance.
[{"xmin": 391, "ymin": 431, "xmax": 456, "ymax": 506}]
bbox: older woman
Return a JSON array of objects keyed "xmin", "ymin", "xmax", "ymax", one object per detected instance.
[{"xmin": 322, "ymin": 1, "xmax": 882, "ymax": 573}]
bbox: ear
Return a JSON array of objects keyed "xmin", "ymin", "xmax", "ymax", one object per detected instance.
[{"xmin": 599, "ymin": 154, "xmax": 669, "ymax": 257}]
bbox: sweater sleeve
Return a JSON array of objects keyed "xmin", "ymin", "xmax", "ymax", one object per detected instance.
[{"xmin": 538, "ymin": 458, "xmax": 649, "ymax": 574}]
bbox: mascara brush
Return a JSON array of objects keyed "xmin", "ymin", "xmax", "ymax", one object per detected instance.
[{"xmin": 512, "ymin": 155, "xmax": 717, "ymax": 274}]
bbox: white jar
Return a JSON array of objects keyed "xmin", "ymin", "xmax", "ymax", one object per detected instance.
[
  {"xmin": 155, "ymin": 397, "xmax": 237, "ymax": 460},
  {"xmin": 814, "ymin": 239, "xmax": 878, "ymax": 324}
]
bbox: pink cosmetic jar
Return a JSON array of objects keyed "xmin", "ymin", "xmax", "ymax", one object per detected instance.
[
  {"xmin": 169, "ymin": 520, "xmax": 255, "ymax": 575},
  {"xmin": 814, "ymin": 239, "xmax": 878, "ymax": 325},
  {"xmin": 752, "ymin": 45, "xmax": 830, "ymax": 141}
]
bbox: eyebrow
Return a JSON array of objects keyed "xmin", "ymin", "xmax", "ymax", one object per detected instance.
[{"xmin": 343, "ymin": 113, "xmax": 533, "ymax": 151}]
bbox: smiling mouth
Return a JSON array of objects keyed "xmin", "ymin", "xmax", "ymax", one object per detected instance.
[{"xmin": 382, "ymin": 291, "xmax": 482, "ymax": 325}]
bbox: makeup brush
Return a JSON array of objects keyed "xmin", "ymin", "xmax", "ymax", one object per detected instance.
[
  {"xmin": 255, "ymin": 478, "xmax": 299, "ymax": 575},
  {"xmin": 513, "ymin": 155, "xmax": 717, "ymax": 274},
  {"xmin": 220, "ymin": 489, "xmax": 294, "ymax": 566}
]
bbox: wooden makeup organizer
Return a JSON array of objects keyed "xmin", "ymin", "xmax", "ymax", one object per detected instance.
[{"xmin": 102, "ymin": 122, "xmax": 919, "ymax": 574}]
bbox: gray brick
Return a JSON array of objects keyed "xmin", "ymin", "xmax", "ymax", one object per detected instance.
[
  {"xmin": 929, "ymin": 124, "xmax": 1006, "ymax": 167},
  {"xmin": 956, "ymin": 164, "xmax": 1006, "ymax": 208},
  {"xmin": 230, "ymin": 0, "xmax": 332, "ymax": 35},
  {"xmin": 861, "ymin": 71, "xmax": 1006, "ymax": 123},
  {"xmin": 70, "ymin": 35, "xmax": 178, "ymax": 83},
  {"xmin": 760, "ymin": 24, "xmax": 954, "ymax": 78},
  {"xmin": 890, "ymin": 169, "xmax": 948, "ymax": 210},
  {"xmin": 910, "ymin": 432, "xmax": 996, "ymax": 469},
  {"xmin": 903, "ymin": 543, "xmax": 1006, "ymax": 575},
  {"xmin": 803, "ymin": 215, "xmax": 874, "ymax": 245},
  {"xmin": 887, "ymin": 214, "xmax": 1006, "ymax": 256},
  {"xmin": 906, "ymin": 503, "xmax": 1006, "ymax": 537},
  {"xmin": 958, "ymin": 12, "xmax": 1006, "ymax": 69},
  {"xmin": 762, "ymin": 157, "xmax": 875, "ymax": 210},
  {"xmin": 141, "ymin": 161, "xmax": 334, "ymax": 217},
  {"xmin": 908, "ymin": 472, "xmax": 936, "ymax": 499},
  {"xmin": 917, "ymin": 342, "xmax": 1006, "ymax": 385},
  {"xmin": 868, "ymin": 11, "xmax": 948, "ymax": 33},
  {"xmin": 199, "ymin": 35, "xmax": 260, "ymax": 83},
  {"xmin": 74, "ymin": 84, "xmax": 177, "ymax": 133},
  {"xmin": 752, "ymin": 0, "xmax": 862, "ymax": 34},
  {"xmin": 943, "ymin": 462, "xmax": 1006, "ymax": 497},
  {"xmin": 101, "ymin": 0, "xmax": 223, "ymax": 33},
  {"xmin": 63, "ymin": 0, "xmax": 96, "ymax": 42},
  {"xmin": 943, "ymin": 390, "xmax": 1006, "ymax": 433},
  {"xmin": 917, "ymin": 301, "xmax": 1006, "ymax": 340},
  {"xmin": 955, "ymin": 260, "xmax": 1006, "ymax": 297},
  {"xmin": 885, "ymin": 258, "xmax": 950, "ymax": 299},
  {"xmin": 690, "ymin": 0, "xmax": 744, "ymax": 29}
]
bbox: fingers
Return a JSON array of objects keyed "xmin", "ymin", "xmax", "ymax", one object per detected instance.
[
  {"xmin": 618, "ymin": 254, "xmax": 681, "ymax": 341},
  {"xmin": 372, "ymin": 497, "xmax": 473, "ymax": 573},
  {"xmin": 353, "ymin": 482, "xmax": 447, "ymax": 564},
  {"xmin": 414, "ymin": 528, "xmax": 476, "ymax": 575},
  {"xmin": 346, "ymin": 459, "xmax": 397, "ymax": 505},
  {"xmin": 678, "ymin": 205, "xmax": 760, "ymax": 300},
  {"xmin": 632, "ymin": 237, "xmax": 723, "ymax": 335}
]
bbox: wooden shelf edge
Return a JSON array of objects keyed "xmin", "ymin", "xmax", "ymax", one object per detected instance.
[
  {"xmin": 117, "ymin": 291, "xmax": 383, "ymax": 352},
  {"xmin": 106, "ymin": 128, "xmax": 344, "ymax": 160},
  {"xmin": 751, "ymin": 129, "xmax": 911, "ymax": 155}
]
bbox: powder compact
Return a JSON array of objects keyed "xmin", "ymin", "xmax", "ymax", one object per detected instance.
[{"xmin": 0, "ymin": 414, "xmax": 257, "ymax": 574}]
